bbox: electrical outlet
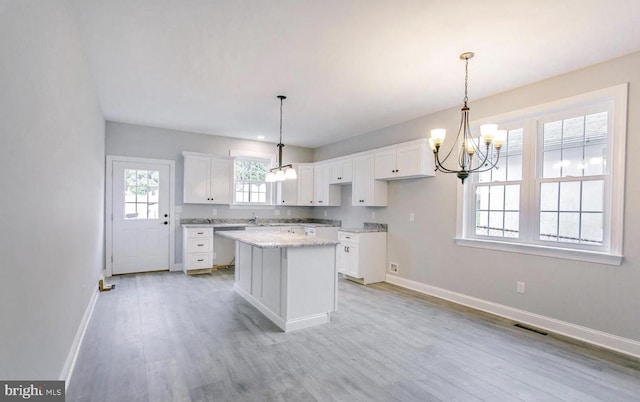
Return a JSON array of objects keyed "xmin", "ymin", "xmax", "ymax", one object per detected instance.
[
  {"xmin": 287, "ymin": 209, "xmax": 291, "ymax": 216},
  {"xmin": 389, "ymin": 262, "xmax": 399, "ymax": 274},
  {"xmin": 274, "ymin": 209, "xmax": 281, "ymax": 216},
  {"xmin": 372, "ymin": 211, "xmax": 376, "ymax": 220},
  {"xmin": 409, "ymin": 212, "xmax": 415, "ymax": 222},
  {"xmin": 517, "ymin": 281, "xmax": 526, "ymax": 294},
  {"xmin": 211, "ymin": 208, "xmax": 217, "ymax": 216},
  {"xmin": 324, "ymin": 210, "xmax": 327, "ymax": 217}
]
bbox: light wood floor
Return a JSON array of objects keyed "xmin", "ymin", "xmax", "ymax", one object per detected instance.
[{"xmin": 67, "ymin": 270, "xmax": 640, "ymax": 402}]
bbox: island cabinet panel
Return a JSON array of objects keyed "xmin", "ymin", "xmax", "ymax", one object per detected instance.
[
  {"xmin": 235, "ymin": 242, "xmax": 253, "ymax": 294},
  {"xmin": 285, "ymin": 246, "xmax": 336, "ymax": 319},
  {"xmin": 258, "ymin": 248, "xmax": 282, "ymax": 315},
  {"xmin": 230, "ymin": 239, "xmax": 337, "ymax": 332}
]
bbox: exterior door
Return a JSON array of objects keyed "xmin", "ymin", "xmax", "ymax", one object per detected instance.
[{"xmin": 111, "ymin": 160, "xmax": 171, "ymax": 274}]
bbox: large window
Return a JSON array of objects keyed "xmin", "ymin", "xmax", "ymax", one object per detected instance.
[
  {"xmin": 459, "ymin": 85, "xmax": 627, "ymax": 265},
  {"xmin": 233, "ymin": 157, "xmax": 272, "ymax": 205}
]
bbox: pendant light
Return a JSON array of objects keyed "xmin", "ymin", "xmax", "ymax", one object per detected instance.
[
  {"xmin": 428, "ymin": 52, "xmax": 505, "ymax": 183},
  {"xmin": 265, "ymin": 95, "xmax": 297, "ymax": 182}
]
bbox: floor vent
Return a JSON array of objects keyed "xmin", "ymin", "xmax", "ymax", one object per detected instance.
[{"xmin": 514, "ymin": 323, "xmax": 548, "ymax": 336}]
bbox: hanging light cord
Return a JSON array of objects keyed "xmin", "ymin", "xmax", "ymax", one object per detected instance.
[{"xmin": 279, "ymin": 96, "xmax": 284, "ymax": 146}]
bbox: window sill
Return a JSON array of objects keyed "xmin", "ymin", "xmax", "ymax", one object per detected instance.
[{"xmin": 455, "ymin": 238, "xmax": 623, "ymax": 266}]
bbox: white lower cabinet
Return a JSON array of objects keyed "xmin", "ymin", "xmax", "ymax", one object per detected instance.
[
  {"xmin": 182, "ymin": 227, "xmax": 214, "ymax": 273},
  {"xmin": 336, "ymin": 231, "xmax": 387, "ymax": 284}
]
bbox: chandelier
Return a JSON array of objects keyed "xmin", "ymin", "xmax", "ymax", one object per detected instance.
[
  {"xmin": 265, "ymin": 95, "xmax": 297, "ymax": 182},
  {"xmin": 429, "ymin": 52, "xmax": 505, "ymax": 183}
]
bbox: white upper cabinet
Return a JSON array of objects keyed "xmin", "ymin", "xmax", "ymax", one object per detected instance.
[
  {"xmin": 276, "ymin": 163, "xmax": 315, "ymax": 206},
  {"xmin": 314, "ymin": 162, "xmax": 341, "ymax": 206},
  {"xmin": 328, "ymin": 158, "xmax": 353, "ymax": 184},
  {"xmin": 297, "ymin": 163, "xmax": 315, "ymax": 206},
  {"xmin": 352, "ymin": 154, "xmax": 387, "ymax": 207},
  {"xmin": 374, "ymin": 139, "xmax": 434, "ymax": 180},
  {"xmin": 277, "ymin": 175, "xmax": 298, "ymax": 206},
  {"xmin": 183, "ymin": 152, "xmax": 232, "ymax": 204}
]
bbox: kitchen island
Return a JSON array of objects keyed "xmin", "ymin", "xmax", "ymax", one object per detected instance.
[{"xmin": 216, "ymin": 230, "xmax": 339, "ymax": 332}]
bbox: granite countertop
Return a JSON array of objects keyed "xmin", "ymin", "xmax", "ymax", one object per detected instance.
[
  {"xmin": 216, "ymin": 230, "xmax": 339, "ymax": 248},
  {"xmin": 181, "ymin": 218, "xmax": 341, "ymax": 229},
  {"xmin": 339, "ymin": 222, "xmax": 388, "ymax": 233}
]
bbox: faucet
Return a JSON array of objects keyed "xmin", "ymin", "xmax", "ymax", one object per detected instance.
[{"xmin": 249, "ymin": 212, "xmax": 258, "ymax": 224}]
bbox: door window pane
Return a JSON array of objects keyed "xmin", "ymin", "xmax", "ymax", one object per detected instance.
[{"xmin": 124, "ymin": 169, "xmax": 160, "ymax": 220}]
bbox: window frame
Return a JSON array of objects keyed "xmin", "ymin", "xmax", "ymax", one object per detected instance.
[
  {"xmin": 456, "ymin": 84, "xmax": 627, "ymax": 265},
  {"xmin": 232, "ymin": 156, "xmax": 274, "ymax": 206}
]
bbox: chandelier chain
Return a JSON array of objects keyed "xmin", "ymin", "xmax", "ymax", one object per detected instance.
[
  {"xmin": 463, "ymin": 57, "xmax": 469, "ymax": 107},
  {"xmin": 279, "ymin": 96, "xmax": 284, "ymax": 145}
]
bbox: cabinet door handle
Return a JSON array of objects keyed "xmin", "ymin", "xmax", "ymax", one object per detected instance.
[
  {"xmin": 197, "ymin": 232, "xmax": 204, "ymax": 234},
  {"xmin": 197, "ymin": 243, "xmax": 204, "ymax": 246},
  {"xmin": 162, "ymin": 221, "xmax": 168, "ymax": 225},
  {"xmin": 197, "ymin": 259, "xmax": 204, "ymax": 262}
]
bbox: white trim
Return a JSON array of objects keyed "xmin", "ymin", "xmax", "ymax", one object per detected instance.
[
  {"xmin": 173, "ymin": 263, "xmax": 183, "ymax": 272},
  {"xmin": 459, "ymin": 84, "xmax": 627, "ymax": 260},
  {"xmin": 455, "ymin": 237, "xmax": 623, "ymax": 265},
  {"xmin": 471, "ymin": 83, "xmax": 629, "ymax": 127},
  {"xmin": 60, "ymin": 286, "xmax": 99, "ymax": 388},
  {"xmin": 385, "ymin": 274, "xmax": 640, "ymax": 359},
  {"xmin": 105, "ymin": 155, "xmax": 176, "ymax": 276}
]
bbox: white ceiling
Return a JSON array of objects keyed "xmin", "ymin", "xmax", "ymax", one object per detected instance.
[{"xmin": 70, "ymin": 0, "xmax": 640, "ymax": 148}]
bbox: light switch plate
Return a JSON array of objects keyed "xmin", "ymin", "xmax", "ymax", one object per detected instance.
[
  {"xmin": 212, "ymin": 208, "xmax": 217, "ymax": 216},
  {"xmin": 274, "ymin": 209, "xmax": 281, "ymax": 216},
  {"xmin": 409, "ymin": 212, "xmax": 415, "ymax": 222}
]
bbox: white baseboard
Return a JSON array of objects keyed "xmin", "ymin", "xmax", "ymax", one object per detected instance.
[
  {"xmin": 171, "ymin": 263, "xmax": 183, "ymax": 272},
  {"xmin": 60, "ymin": 286, "xmax": 100, "ymax": 388},
  {"xmin": 385, "ymin": 274, "xmax": 640, "ymax": 359}
]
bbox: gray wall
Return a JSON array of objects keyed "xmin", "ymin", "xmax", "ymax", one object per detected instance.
[
  {"xmin": 106, "ymin": 122, "xmax": 315, "ymax": 263},
  {"xmin": 0, "ymin": 1, "xmax": 105, "ymax": 379},
  {"xmin": 312, "ymin": 51, "xmax": 640, "ymax": 343}
]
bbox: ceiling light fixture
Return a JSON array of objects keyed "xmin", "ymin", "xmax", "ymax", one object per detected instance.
[
  {"xmin": 265, "ymin": 95, "xmax": 297, "ymax": 182},
  {"xmin": 429, "ymin": 52, "xmax": 505, "ymax": 184}
]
